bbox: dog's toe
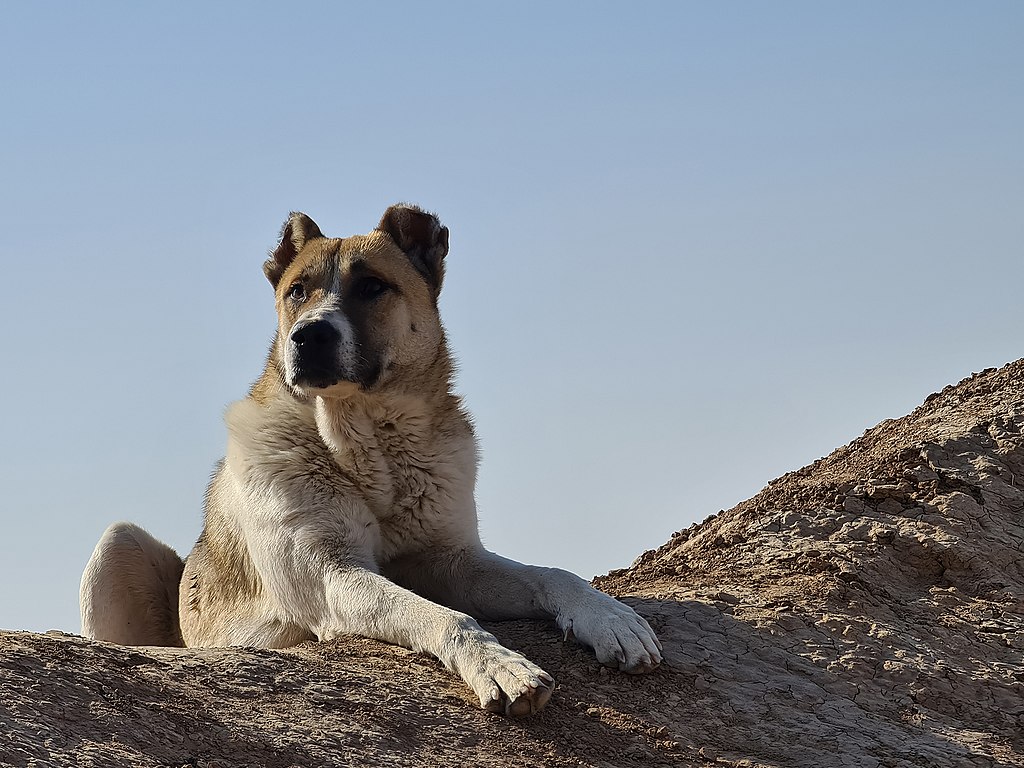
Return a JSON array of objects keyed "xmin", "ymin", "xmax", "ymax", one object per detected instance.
[{"xmin": 561, "ymin": 596, "xmax": 663, "ymax": 675}]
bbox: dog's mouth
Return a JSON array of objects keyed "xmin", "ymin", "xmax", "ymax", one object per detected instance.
[
  {"xmin": 288, "ymin": 366, "xmax": 358, "ymax": 392},
  {"xmin": 288, "ymin": 354, "xmax": 383, "ymax": 394},
  {"xmin": 295, "ymin": 373, "xmax": 342, "ymax": 390},
  {"xmin": 288, "ymin": 364, "xmax": 379, "ymax": 397}
]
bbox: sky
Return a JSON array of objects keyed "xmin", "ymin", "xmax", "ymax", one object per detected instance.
[{"xmin": 1, "ymin": 2, "xmax": 1022, "ymax": 634}]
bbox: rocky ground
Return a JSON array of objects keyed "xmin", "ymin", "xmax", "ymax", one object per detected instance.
[{"xmin": 3, "ymin": 362, "xmax": 1023, "ymax": 767}]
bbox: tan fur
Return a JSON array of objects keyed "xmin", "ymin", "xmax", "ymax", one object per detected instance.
[{"xmin": 81, "ymin": 205, "xmax": 662, "ymax": 716}]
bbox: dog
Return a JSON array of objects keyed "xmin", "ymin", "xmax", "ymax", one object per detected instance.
[{"xmin": 80, "ymin": 204, "xmax": 662, "ymax": 716}]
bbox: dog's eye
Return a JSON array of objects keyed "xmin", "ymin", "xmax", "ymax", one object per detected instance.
[
  {"xmin": 356, "ymin": 277, "xmax": 390, "ymax": 300},
  {"xmin": 287, "ymin": 282, "xmax": 306, "ymax": 302}
]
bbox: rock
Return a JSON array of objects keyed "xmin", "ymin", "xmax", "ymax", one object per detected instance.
[{"xmin": 4, "ymin": 361, "xmax": 1024, "ymax": 767}]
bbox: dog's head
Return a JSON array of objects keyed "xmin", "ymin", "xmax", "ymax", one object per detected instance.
[{"xmin": 263, "ymin": 204, "xmax": 449, "ymax": 398}]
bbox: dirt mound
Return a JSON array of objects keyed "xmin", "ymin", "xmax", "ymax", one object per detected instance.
[{"xmin": 3, "ymin": 362, "xmax": 1023, "ymax": 767}]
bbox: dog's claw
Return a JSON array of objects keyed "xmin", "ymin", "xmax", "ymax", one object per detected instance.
[{"xmin": 562, "ymin": 620, "xmax": 575, "ymax": 642}]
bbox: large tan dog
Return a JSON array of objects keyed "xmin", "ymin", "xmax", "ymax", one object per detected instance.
[{"xmin": 80, "ymin": 204, "xmax": 662, "ymax": 715}]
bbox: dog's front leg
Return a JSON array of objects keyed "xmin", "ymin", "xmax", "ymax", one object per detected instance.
[
  {"xmin": 387, "ymin": 548, "xmax": 662, "ymax": 674},
  {"xmin": 323, "ymin": 568, "xmax": 555, "ymax": 715},
  {"xmin": 267, "ymin": 532, "xmax": 554, "ymax": 715}
]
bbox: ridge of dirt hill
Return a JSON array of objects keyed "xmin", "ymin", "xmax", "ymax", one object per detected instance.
[{"xmin": 3, "ymin": 362, "xmax": 1023, "ymax": 768}]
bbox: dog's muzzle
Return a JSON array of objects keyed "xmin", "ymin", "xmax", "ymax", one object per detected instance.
[{"xmin": 288, "ymin": 319, "xmax": 345, "ymax": 389}]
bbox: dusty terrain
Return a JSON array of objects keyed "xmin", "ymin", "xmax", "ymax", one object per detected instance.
[{"xmin": 2, "ymin": 361, "xmax": 1023, "ymax": 767}]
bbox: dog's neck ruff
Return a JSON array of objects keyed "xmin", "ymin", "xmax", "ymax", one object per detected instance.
[{"xmin": 313, "ymin": 389, "xmax": 467, "ymax": 457}]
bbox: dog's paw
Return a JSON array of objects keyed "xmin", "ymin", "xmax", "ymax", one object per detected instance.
[
  {"xmin": 477, "ymin": 658, "xmax": 554, "ymax": 717},
  {"xmin": 456, "ymin": 635, "xmax": 554, "ymax": 716},
  {"xmin": 559, "ymin": 593, "xmax": 662, "ymax": 674}
]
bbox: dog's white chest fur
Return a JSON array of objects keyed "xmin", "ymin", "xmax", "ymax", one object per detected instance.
[
  {"xmin": 313, "ymin": 394, "xmax": 479, "ymax": 557},
  {"xmin": 224, "ymin": 392, "xmax": 478, "ymax": 563}
]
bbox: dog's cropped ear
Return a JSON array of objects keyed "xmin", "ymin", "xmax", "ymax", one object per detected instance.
[
  {"xmin": 376, "ymin": 204, "xmax": 449, "ymax": 295},
  {"xmin": 263, "ymin": 212, "xmax": 324, "ymax": 288}
]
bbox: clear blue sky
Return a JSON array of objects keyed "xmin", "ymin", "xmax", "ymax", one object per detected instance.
[{"xmin": 1, "ymin": 3, "xmax": 1021, "ymax": 634}]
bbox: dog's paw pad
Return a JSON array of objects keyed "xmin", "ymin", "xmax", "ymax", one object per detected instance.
[
  {"xmin": 504, "ymin": 680, "xmax": 553, "ymax": 717},
  {"xmin": 467, "ymin": 647, "xmax": 555, "ymax": 717},
  {"xmin": 480, "ymin": 674, "xmax": 553, "ymax": 717}
]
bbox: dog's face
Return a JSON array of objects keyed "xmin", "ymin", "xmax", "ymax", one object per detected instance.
[{"xmin": 263, "ymin": 205, "xmax": 449, "ymax": 398}]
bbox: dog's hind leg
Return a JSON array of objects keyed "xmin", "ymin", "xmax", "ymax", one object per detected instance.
[{"xmin": 80, "ymin": 522, "xmax": 185, "ymax": 646}]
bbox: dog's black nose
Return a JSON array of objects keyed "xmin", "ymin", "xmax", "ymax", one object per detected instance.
[{"xmin": 291, "ymin": 319, "xmax": 340, "ymax": 349}]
